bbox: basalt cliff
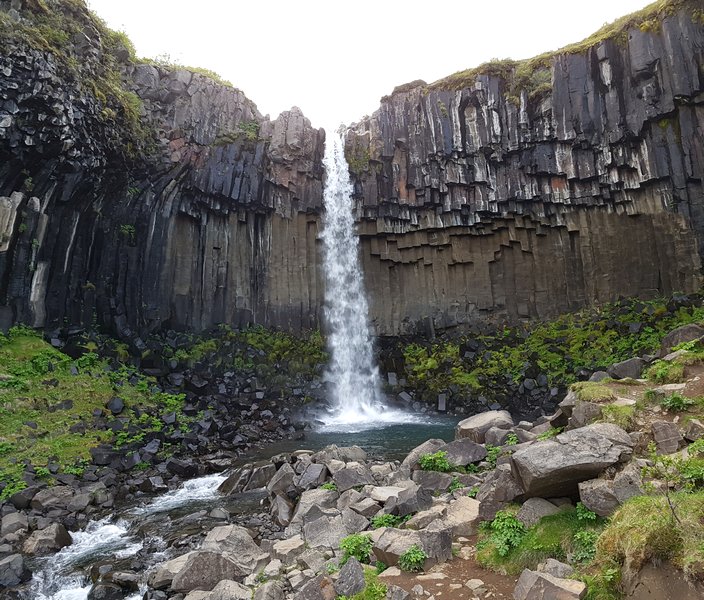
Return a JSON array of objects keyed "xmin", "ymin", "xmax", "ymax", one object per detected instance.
[{"xmin": 0, "ymin": 0, "xmax": 703, "ymax": 340}]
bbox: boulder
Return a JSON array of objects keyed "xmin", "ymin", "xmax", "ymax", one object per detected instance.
[
  {"xmin": 334, "ymin": 557, "xmax": 365, "ymax": 597},
  {"xmin": 295, "ymin": 463, "xmax": 328, "ymax": 490},
  {"xmin": 333, "ymin": 462, "xmax": 375, "ymax": 492},
  {"xmin": 312, "ymin": 445, "xmax": 367, "ymax": 465},
  {"xmin": 455, "ymin": 410, "xmax": 513, "ymax": 443},
  {"xmin": 289, "ymin": 489, "xmax": 339, "ymax": 525},
  {"xmin": 538, "ymin": 559, "xmax": 574, "ymax": 579},
  {"xmin": 436, "ymin": 439, "xmax": 487, "ymax": 466},
  {"xmin": 87, "ymin": 582, "xmax": 123, "ymax": 599},
  {"xmin": 22, "ymin": 523, "xmax": 72, "ymax": 556},
  {"xmin": 578, "ymin": 479, "xmax": 620, "ymax": 517},
  {"xmin": 372, "ymin": 527, "xmax": 452, "ymax": 570},
  {"xmin": 516, "ymin": 498, "xmax": 561, "ymax": 527},
  {"xmin": 651, "ymin": 421, "xmax": 683, "ymax": 454},
  {"xmin": 201, "ymin": 525, "xmax": 268, "ymax": 573},
  {"xmin": 1, "ymin": 512, "xmax": 28, "ymax": 537},
  {"xmin": 149, "ymin": 553, "xmax": 192, "ymax": 589},
  {"xmin": 684, "ymin": 419, "xmax": 704, "ymax": 442},
  {"xmin": 303, "ymin": 515, "xmax": 348, "ymax": 549},
  {"xmin": 293, "ymin": 575, "xmax": 336, "ymax": 600},
  {"xmin": 613, "ymin": 463, "xmax": 644, "ymax": 504},
  {"xmin": 405, "ymin": 505, "xmax": 447, "ymax": 530},
  {"xmin": 484, "ymin": 427, "xmax": 511, "ymax": 446},
  {"xmin": 207, "ymin": 579, "xmax": 251, "ymax": 600},
  {"xmin": 443, "ymin": 496, "xmax": 481, "ymax": 536},
  {"xmin": 510, "ymin": 424, "xmax": 633, "ymax": 497},
  {"xmin": 568, "ymin": 402, "xmax": 603, "ymax": 429},
  {"xmin": 243, "ymin": 463, "xmax": 277, "ymax": 491},
  {"xmin": 272, "ymin": 535, "xmax": 306, "ymax": 564},
  {"xmin": 267, "ymin": 463, "xmax": 296, "ymax": 496},
  {"xmin": 385, "ymin": 483, "xmax": 432, "ymax": 516},
  {"xmin": 476, "ymin": 464, "xmax": 525, "ymax": 521},
  {"xmin": 218, "ymin": 467, "xmax": 252, "ymax": 495},
  {"xmin": 513, "ymin": 569, "xmax": 587, "ymax": 600},
  {"xmin": 349, "ymin": 497, "xmax": 381, "ymax": 518},
  {"xmin": 271, "ymin": 494, "xmax": 295, "ymax": 527},
  {"xmin": 254, "ymin": 580, "xmax": 286, "ymax": 600},
  {"xmin": 171, "ymin": 551, "xmax": 249, "ymax": 592},
  {"xmin": 400, "ymin": 439, "xmax": 446, "ymax": 471},
  {"xmin": 411, "ymin": 470, "xmax": 453, "ymax": 492},
  {"xmin": 30, "ymin": 486, "xmax": 74, "ymax": 511},
  {"xmin": 659, "ymin": 324, "xmax": 704, "ymax": 355},
  {"xmin": 0, "ymin": 554, "xmax": 31, "ymax": 588},
  {"xmin": 608, "ymin": 358, "xmax": 646, "ymax": 380}
]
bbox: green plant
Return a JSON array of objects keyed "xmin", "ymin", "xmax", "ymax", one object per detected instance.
[
  {"xmin": 339, "ymin": 534, "xmax": 373, "ymax": 565},
  {"xmin": 370, "ymin": 514, "xmax": 408, "ymax": 529},
  {"xmin": 119, "ymin": 224, "xmax": 136, "ymax": 244},
  {"xmin": 320, "ymin": 481, "xmax": 338, "ymax": 491},
  {"xmin": 0, "ymin": 479, "xmax": 27, "ymax": 501},
  {"xmin": 0, "ymin": 441, "xmax": 14, "ymax": 455},
  {"xmin": 34, "ymin": 466, "xmax": 51, "ymax": 479},
  {"xmin": 661, "ymin": 392, "xmax": 695, "ymax": 412},
  {"xmin": 576, "ymin": 502, "xmax": 598, "ymax": 523},
  {"xmin": 646, "ymin": 360, "xmax": 685, "ymax": 384},
  {"xmin": 467, "ymin": 486, "xmax": 480, "ymax": 498},
  {"xmin": 537, "ymin": 427, "xmax": 563, "ymax": 440},
  {"xmin": 505, "ymin": 433, "xmax": 519, "ymax": 446},
  {"xmin": 398, "ymin": 544, "xmax": 427, "ymax": 572},
  {"xmin": 419, "ymin": 450, "xmax": 452, "ymax": 473},
  {"xmin": 448, "ymin": 476, "xmax": 464, "ymax": 493},
  {"xmin": 375, "ymin": 561, "xmax": 387, "ymax": 574},
  {"xmin": 485, "ymin": 444, "xmax": 502, "ymax": 469},
  {"xmin": 480, "ymin": 510, "xmax": 526, "ymax": 558},
  {"xmin": 572, "ymin": 529, "xmax": 599, "ymax": 563}
]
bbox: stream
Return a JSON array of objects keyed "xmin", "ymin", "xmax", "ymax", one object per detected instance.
[{"xmin": 25, "ymin": 417, "xmax": 458, "ymax": 599}]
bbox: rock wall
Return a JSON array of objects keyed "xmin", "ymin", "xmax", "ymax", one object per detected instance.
[
  {"xmin": 0, "ymin": 0, "xmax": 325, "ymax": 340},
  {"xmin": 0, "ymin": 0, "xmax": 703, "ymax": 339},
  {"xmin": 347, "ymin": 6, "xmax": 704, "ymax": 334}
]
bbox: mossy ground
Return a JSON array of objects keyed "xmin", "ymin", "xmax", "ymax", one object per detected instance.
[
  {"xmin": 401, "ymin": 294, "xmax": 704, "ymax": 403},
  {"xmin": 0, "ymin": 327, "xmax": 188, "ymax": 499}
]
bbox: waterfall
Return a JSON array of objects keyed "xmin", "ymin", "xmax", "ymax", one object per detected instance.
[{"xmin": 319, "ymin": 130, "xmax": 388, "ymax": 426}]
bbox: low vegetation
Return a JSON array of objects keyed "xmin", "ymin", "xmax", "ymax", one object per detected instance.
[{"xmin": 401, "ymin": 294, "xmax": 704, "ymax": 403}]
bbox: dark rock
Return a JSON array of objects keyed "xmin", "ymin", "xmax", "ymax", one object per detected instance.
[
  {"xmin": 0, "ymin": 554, "xmax": 31, "ymax": 589},
  {"xmin": 607, "ymin": 358, "xmax": 646, "ymax": 380},
  {"xmin": 166, "ymin": 458, "xmax": 198, "ymax": 478},
  {"xmin": 106, "ymin": 397, "xmax": 124, "ymax": 415},
  {"xmin": 334, "ymin": 557, "xmax": 365, "ymax": 597},
  {"xmin": 660, "ymin": 324, "xmax": 704, "ymax": 355},
  {"xmin": 435, "ymin": 439, "xmax": 487, "ymax": 466}
]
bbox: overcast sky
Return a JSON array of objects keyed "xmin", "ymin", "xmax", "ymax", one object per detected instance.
[{"xmin": 87, "ymin": 0, "xmax": 651, "ymax": 129}]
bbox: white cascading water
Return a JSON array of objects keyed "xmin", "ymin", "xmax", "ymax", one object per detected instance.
[{"xmin": 320, "ymin": 131, "xmax": 415, "ymax": 428}]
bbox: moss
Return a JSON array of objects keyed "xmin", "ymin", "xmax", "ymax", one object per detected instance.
[
  {"xmin": 345, "ymin": 138, "xmax": 372, "ymax": 175},
  {"xmin": 428, "ymin": 0, "xmax": 696, "ymax": 94},
  {"xmin": 600, "ymin": 404, "xmax": 637, "ymax": 430},
  {"xmin": 572, "ymin": 382, "xmax": 617, "ymax": 403},
  {"xmin": 595, "ymin": 492, "xmax": 704, "ymax": 580}
]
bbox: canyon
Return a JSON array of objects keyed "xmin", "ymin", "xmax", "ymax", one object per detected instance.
[{"xmin": 0, "ymin": 0, "xmax": 703, "ymax": 343}]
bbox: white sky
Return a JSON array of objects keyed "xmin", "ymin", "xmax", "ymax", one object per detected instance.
[{"xmin": 87, "ymin": 0, "xmax": 651, "ymax": 129}]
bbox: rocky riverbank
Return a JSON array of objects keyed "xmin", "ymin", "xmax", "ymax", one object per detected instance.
[{"xmin": 4, "ymin": 319, "xmax": 704, "ymax": 599}]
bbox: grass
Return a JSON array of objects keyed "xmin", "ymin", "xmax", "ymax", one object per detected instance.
[
  {"xmin": 599, "ymin": 404, "xmax": 637, "ymax": 431},
  {"xmin": 572, "ymin": 382, "xmax": 617, "ymax": 403},
  {"xmin": 595, "ymin": 492, "xmax": 704, "ymax": 580},
  {"xmin": 427, "ymin": 0, "xmax": 696, "ymax": 95},
  {"xmin": 338, "ymin": 570, "xmax": 387, "ymax": 600},
  {"xmin": 477, "ymin": 505, "xmax": 605, "ymax": 576},
  {"xmin": 0, "ymin": 328, "xmax": 189, "ymax": 499}
]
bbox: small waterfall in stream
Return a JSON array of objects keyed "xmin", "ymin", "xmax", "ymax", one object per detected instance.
[{"xmin": 320, "ymin": 130, "xmax": 417, "ymax": 429}]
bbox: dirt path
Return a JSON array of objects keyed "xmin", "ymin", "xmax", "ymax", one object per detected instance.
[{"xmin": 379, "ymin": 536, "xmax": 518, "ymax": 599}]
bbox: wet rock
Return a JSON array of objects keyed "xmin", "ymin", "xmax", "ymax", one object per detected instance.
[
  {"xmin": 22, "ymin": 523, "xmax": 72, "ymax": 556},
  {"xmin": 455, "ymin": 411, "xmax": 513, "ymax": 443},
  {"xmin": 0, "ymin": 554, "xmax": 31, "ymax": 588},
  {"xmin": 87, "ymin": 582, "xmax": 123, "ymax": 600}
]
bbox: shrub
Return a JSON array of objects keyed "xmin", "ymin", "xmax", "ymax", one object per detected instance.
[
  {"xmin": 576, "ymin": 502, "xmax": 598, "ymax": 523},
  {"xmin": 398, "ymin": 544, "xmax": 427, "ymax": 572},
  {"xmin": 482, "ymin": 510, "xmax": 526, "ymax": 557},
  {"xmin": 448, "ymin": 477, "xmax": 464, "ymax": 493},
  {"xmin": 320, "ymin": 481, "xmax": 338, "ymax": 491},
  {"xmin": 419, "ymin": 450, "xmax": 452, "ymax": 472},
  {"xmin": 370, "ymin": 514, "xmax": 408, "ymax": 529},
  {"xmin": 661, "ymin": 392, "xmax": 695, "ymax": 412},
  {"xmin": 339, "ymin": 534, "xmax": 373, "ymax": 565}
]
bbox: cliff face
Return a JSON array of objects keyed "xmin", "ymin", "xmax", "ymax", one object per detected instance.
[
  {"xmin": 346, "ymin": 4, "xmax": 704, "ymax": 334},
  {"xmin": 0, "ymin": 0, "xmax": 325, "ymax": 341},
  {"xmin": 0, "ymin": 0, "xmax": 703, "ymax": 340}
]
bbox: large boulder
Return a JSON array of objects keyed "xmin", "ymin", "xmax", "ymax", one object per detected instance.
[
  {"xmin": 267, "ymin": 463, "xmax": 297, "ymax": 496},
  {"xmin": 510, "ymin": 424, "xmax": 633, "ymax": 497},
  {"xmin": 513, "ymin": 569, "xmax": 587, "ymax": 599},
  {"xmin": 272, "ymin": 535, "xmax": 306, "ymax": 564},
  {"xmin": 372, "ymin": 527, "xmax": 450, "ymax": 569},
  {"xmin": 206, "ymin": 580, "xmax": 251, "ymax": 600},
  {"xmin": 411, "ymin": 470, "xmax": 453, "ymax": 492},
  {"xmin": 255, "ymin": 581, "xmax": 286, "ymax": 600},
  {"xmin": 516, "ymin": 498, "xmax": 561, "ymax": 527},
  {"xmin": 660, "ymin": 324, "xmax": 704, "ymax": 355},
  {"xmin": 455, "ymin": 411, "xmax": 513, "ymax": 443},
  {"xmin": 30, "ymin": 486, "xmax": 75, "ymax": 511},
  {"xmin": 608, "ymin": 358, "xmax": 646, "ymax": 380},
  {"xmin": 22, "ymin": 523, "xmax": 72, "ymax": 556},
  {"xmin": 311, "ymin": 445, "xmax": 367, "ymax": 465},
  {"xmin": 200, "ymin": 525, "xmax": 268, "ymax": 573},
  {"xmin": 170, "ymin": 551, "xmax": 250, "ymax": 592},
  {"xmin": 302, "ymin": 515, "xmax": 348, "ymax": 549},
  {"xmin": 289, "ymin": 489, "xmax": 339, "ymax": 526},
  {"xmin": 295, "ymin": 463, "xmax": 328, "ymax": 491},
  {"xmin": 400, "ymin": 439, "xmax": 446, "ymax": 471},
  {"xmin": 333, "ymin": 462, "xmax": 375, "ymax": 492},
  {"xmin": 442, "ymin": 496, "xmax": 481, "ymax": 536},
  {"xmin": 435, "ymin": 439, "xmax": 487, "ymax": 466},
  {"xmin": 651, "ymin": 421, "xmax": 683, "ymax": 454},
  {"xmin": 334, "ymin": 557, "xmax": 365, "ymax": 597},
  {"xmin": 149, "ymin": 553, "xmax": 192, "ymax": 589},
  {"xmin": 1, "ymin": 512, "xmax": 28, "ymax": 537}
]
